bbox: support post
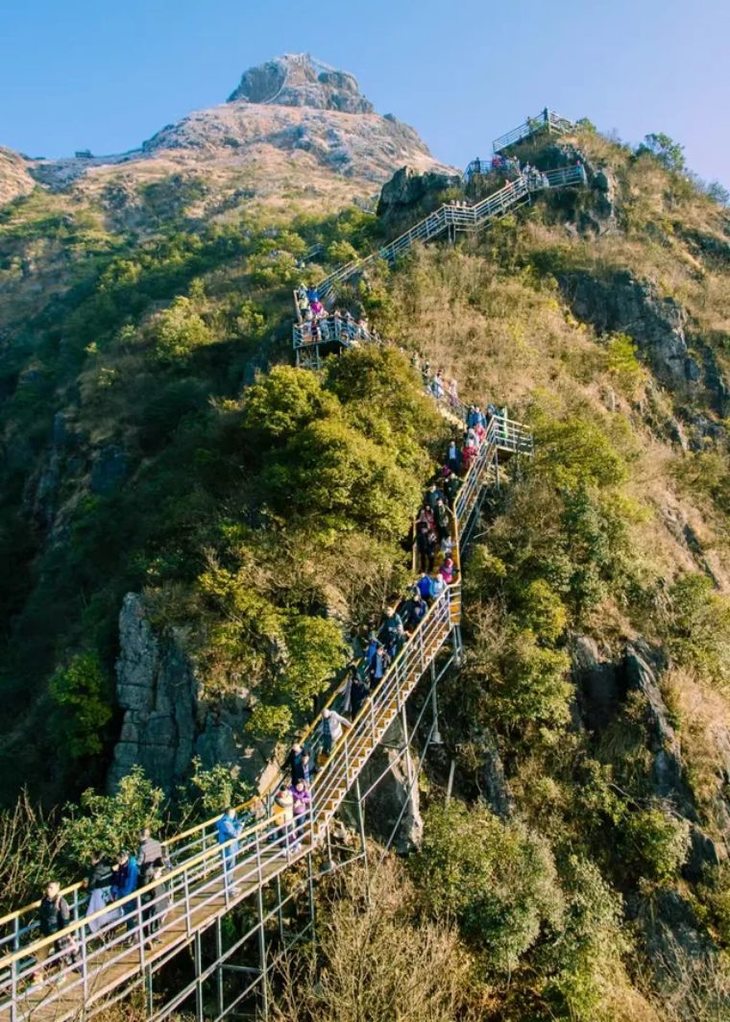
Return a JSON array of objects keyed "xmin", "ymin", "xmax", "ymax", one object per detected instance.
[
  {"xmin": 215, "ymin": 916, "xmax": 224, "ymax": 1020},
  {"xmin": 257, "ymin": 884, "xmax": 269, "ymax": 1021},
  {"xmin": 194, "ymin": 931, "xmax": 204, "ymax": 1022},
  {"xmin": 446, "ymin": 759, "xmax": 456, "ymax": 804},
  {"xmin": 355, "ymin": 776, "xmax": 370, "ymax": 903},
  {"xmin": 276, "ymin": 873, "xmax": 285, "ymax": 945}
]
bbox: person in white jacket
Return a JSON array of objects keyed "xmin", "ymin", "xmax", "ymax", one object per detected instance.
[{"xmin": 320, "ymin": 707, "xmax": 351, "ymax": 756}]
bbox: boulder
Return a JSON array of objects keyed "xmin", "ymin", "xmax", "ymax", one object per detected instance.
[{"xmin": 376, "ymin": 166, "xmax": 462, "ymax": 217}]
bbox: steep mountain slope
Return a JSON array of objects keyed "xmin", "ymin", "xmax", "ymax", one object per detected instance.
[{"xmin": 2, "ymin": 78, "xmax": 730, "ymax": 1020}]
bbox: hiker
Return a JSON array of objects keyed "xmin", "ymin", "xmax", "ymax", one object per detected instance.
[
  {"xmin": 379, "ymin": 605, "xmax": 405, "ymax": 659},
  {"xmin": 401, "ymin": 587, "xmax": 427, "ymax": 632},
  {"xmin": 365, "ymin": 633, "xmax": 389, "ymax": 688},
  {"xmin": 416, "ymin": 571, "xmax": 434, "ymax": 602},
  {"xmin": 415, "ymin": 518, "xmax": 436, "ymax": 573},
  {"xmin": 448, "ymin": 377, "xmax": 459, "ymax": 407},
  {"xmin": 84, "ymin": 852, "xmax": 122, "ymax": 935},
  {"xmin": 446, "ymin": 440, "xmax": 461, "ymax": 474},
  {"xmin": 430, "ymin": 571, "xmax": 447, "ymax": 601},
  {"xmin": 425, "ymin": 483, "xmax": 444, "ymax": 512},
  {"xmin": 216, "ymin": 808, "xmax": 242, "ymax": 891},
  {"xmin": 142, "ymin": 860, "xmax": 170, "ymax": 947},
  {"xmin": 137, "ymin": 828, "xmax": 164, "ymax": 886},
  {"xmin": 290, "ymin": 780, "xmax": 312, "ymax": 847},
  {"xmin": 272, "ymin": 786, "xmax": 295, "ymax": 849},
  {"xmin": 33, "ymin": 881, "xmax": 76, "ymax": 983},
  {"xmin": 111, "ymin": 850, "xmax": 139, "ymax": 932},
  {"xmin": 461, "ymin": 440, "xmax": 476, "ymax": 471},
  {"xmin": 440, "ymin": 556, "xmax": 459, "ymax": 585},
  {"xmin": 320, "ymin": 707, "xmax": 351, "ymax": 756},
  {"xmin": 286, "ymin": 742, "xmax": 309, "ymax": 785},
  {"xmin": 349, "ymin": 668, "xmax": 370, "ymax": 718},
  {"xmin": 444, "ymin": 471, "xmax": 462, "ymax": 508},
  {"xmin": 434, "ymin": 498, "xmax": 451, "ymax": 542}
]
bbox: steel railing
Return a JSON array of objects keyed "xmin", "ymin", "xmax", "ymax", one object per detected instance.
[
  {"xmin": 314, "ymin": 162, "xmax": 585, "ymax": 300},
  {"xmin": 492, "ymin": 108, "xmax": 574, "ymax": 153}
]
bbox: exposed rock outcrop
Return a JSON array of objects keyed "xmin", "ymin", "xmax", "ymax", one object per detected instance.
[
  {"xmin": 108, "ymin": 593, "xmax": 269, "ymax": 794},
  {"xmin": 559, "ymin": 269, "xmax": 701, "ymax": 390},
  {"xmin": 481, "ymin": 728, "xmax": 514, "ymax": 819},
  {"xmin": 227, "ymin": 54, "xmax": 374, "ymax": 114},
  {"xmin": 376, "ymin": 165, "xmax": 462, "ymax": 217}
]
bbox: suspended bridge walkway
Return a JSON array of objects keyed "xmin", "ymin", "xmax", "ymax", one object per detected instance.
[{"xmin": 0, "ymin": 113, "xmax": 542, "ymax": 1022}]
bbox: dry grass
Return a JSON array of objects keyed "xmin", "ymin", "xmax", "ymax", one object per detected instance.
[{"xmin": 663, "ymin": 667, "xmax": 730, "ymax": 837}]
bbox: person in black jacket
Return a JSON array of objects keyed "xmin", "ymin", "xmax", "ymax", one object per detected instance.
[{"xmin": 33, "ymin": 882, "xmax": 75, "ymax": 983}]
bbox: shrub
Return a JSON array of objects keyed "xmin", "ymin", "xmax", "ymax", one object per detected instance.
[
  {"xmin": 149, "ymin": 295, "xmax": 213, "ymax": 362},
  {"xmin": 623, "ymin": 805, "xmax": 690, "ymax": 884},
  {"xmin": 663, "ymin": 573, "xmax": 730, "ymax": 689},
  {"xmin": 412, "ymin": 801, "xmax": 564, "ymax": 971}
]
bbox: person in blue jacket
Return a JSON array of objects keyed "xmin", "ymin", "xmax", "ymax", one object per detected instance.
[
  {"xmin": 112, "ymin": 850, "xmax": 140, "ymax": 932},
  {"xmin": 216, "ymin": 807, "xmax": 242, "ymax": 892}
]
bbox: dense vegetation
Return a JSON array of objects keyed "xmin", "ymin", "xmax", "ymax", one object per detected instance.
[{"xmin": 1, "ymin": 122, "xmax": 730, "ymax": 1019}]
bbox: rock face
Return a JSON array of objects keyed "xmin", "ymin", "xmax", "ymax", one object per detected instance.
[
  {"xmin": 108, "ymin": 593, "xmax": 268, "ymax": 794},
  {"xmin": 227, "ymin": 54, "xmax": 374, "ymax": 114},
  {"xmin": 356, "ymin": 713, "xmax": 423, "ymax": 853},
  {"xmin": 108, "ymin": 593, "xmax": 199, "ymax": 793},
  {"xmin": 377, "ymin": 165, "xmax": 462, "ymax": 217},
  {"xmin": 560, "ymin": 269, "xmax": 701, "ymax": 390},
  {"xmin": 573, "ymin": 636, "xmax": 725, "ymax": 880}
]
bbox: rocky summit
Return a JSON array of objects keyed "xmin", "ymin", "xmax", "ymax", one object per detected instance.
[
  {"xmin": 1, "ymin": 54, "xmax": 450, "ymax": 216},
  {"xmin": 227, "ymin": 52, "xmax": 375, "ymax": 113}
]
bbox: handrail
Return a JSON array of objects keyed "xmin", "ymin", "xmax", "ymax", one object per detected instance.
[
  {"xmin": 314, "ymin": 159, "xmax": 585, "ymax": 299},
  {"xmin": 492, "ymin": 108, "xmax": 574, "ymax": 153}
]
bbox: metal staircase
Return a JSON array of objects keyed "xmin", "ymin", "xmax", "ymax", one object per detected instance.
[{"xmin": 314, "ymin": 140, "xmax": 584, "ymax": 300}]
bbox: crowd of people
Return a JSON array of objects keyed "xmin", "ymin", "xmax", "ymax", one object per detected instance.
[
  {"xmin": 32, "ymin": 828, "xmax": 173, "ymax": 984},
  {"xmin": 295, "ymin": 283, "xmax": 379, "ymax": 347}
]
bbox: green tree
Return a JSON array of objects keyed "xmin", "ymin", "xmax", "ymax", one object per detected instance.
[
  {"xmin": 149, "ymin": 295, "xmax": 213, "ymax": 362},
  {"xmin": 59, "ymin": 767, "xmax": 165, "ymax": 867},
  {"xmin": 49, "ymin": 652, "xmax": 113, "ymax": 758},
  {"xmin": 636, "ymin": 133, "xmax": 686, "ymax": 173}
]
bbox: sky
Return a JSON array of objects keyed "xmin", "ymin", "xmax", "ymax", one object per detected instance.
[{"xmin": 1, "ymin": 0, "xmax": 728, "ymax": 186}]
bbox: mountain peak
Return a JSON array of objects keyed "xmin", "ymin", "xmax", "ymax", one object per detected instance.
[{"xmin": 226, "ymin": 53, "xmax": 375, "ymax": 114}]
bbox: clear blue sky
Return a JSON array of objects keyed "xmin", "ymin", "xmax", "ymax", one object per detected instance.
[{"xmin": 2, "ymin": 0, "xmax": 728, "ymax": 186}]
